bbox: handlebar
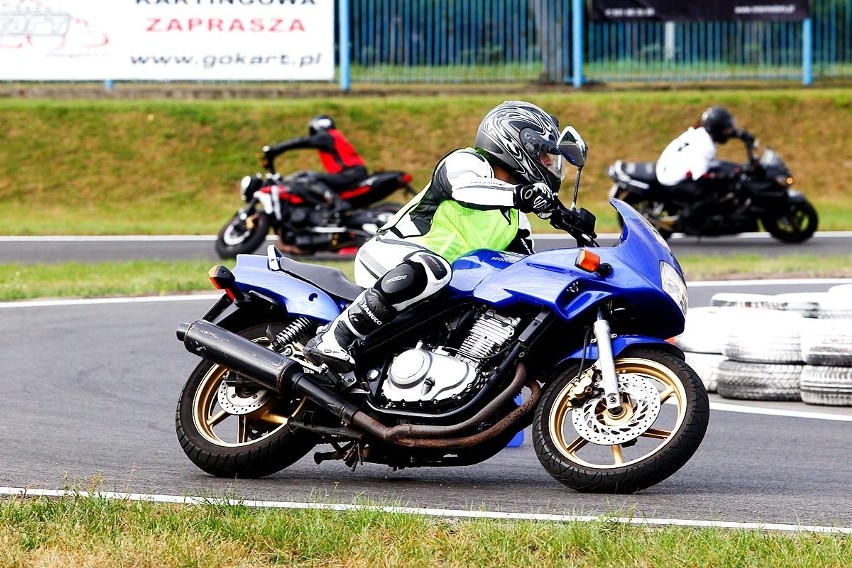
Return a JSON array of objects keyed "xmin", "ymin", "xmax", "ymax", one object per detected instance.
[{"xmin": 550, "ymin": 203, "xmax": 598, "ymax": 248}]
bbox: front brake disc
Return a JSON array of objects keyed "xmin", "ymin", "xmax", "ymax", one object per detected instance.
[{"xmin": 571, "ymin": 373, "xmax": 661, "ymax": 445}]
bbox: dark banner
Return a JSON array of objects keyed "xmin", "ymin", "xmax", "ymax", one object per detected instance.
[{"xmin": 590, "ymin": 1, "xmax": 811, "ymax": 22}]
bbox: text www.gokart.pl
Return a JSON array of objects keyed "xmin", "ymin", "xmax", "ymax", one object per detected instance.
[{"xmin": 129, "ymin": 53, "xmax": 322, "ymax": 68}]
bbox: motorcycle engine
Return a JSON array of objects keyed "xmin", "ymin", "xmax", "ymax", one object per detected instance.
[
  {"xmin": 286, "ymin": 208, "xmax": 333, "ymax": 230},
  {"xmin": 381, "ymin": 310, "xmax": 520, "ymax": 405}
]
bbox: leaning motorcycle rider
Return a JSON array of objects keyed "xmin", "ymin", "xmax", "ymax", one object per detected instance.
[
  {"xmin": 262, "ymin": 114, "xmax": 369, "ymax": 213},
  {"xmin": 655, "ymin": 105, "xmax": 755, "ymax": 221},
  {"xmin": 304, "ymin": 100, "xmax": 595, "ymax": 372}
]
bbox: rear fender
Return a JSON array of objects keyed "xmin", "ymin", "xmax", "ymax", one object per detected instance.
[
  {"xmin": 554, "ymin": 335, "xmax": 683, "ymax": 369},
  {"xmin": 203, "ymin": 292, "xmax": 289, "ymax": 331},
  {"xmin": 233, "ymin": 254, "xmax": 343, "ymax": 321}
]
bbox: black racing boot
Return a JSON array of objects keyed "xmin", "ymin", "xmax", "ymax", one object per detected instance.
[{"xmin": 303, "ymin": 288, "xmax": 395, "ymax": 372}]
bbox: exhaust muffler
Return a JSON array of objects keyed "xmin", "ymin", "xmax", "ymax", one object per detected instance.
[
  {"xmin": 177, "ymin": 319, "xmax": 361, "ymax": 423},
  {"xmin": 177, "ymin": 319, "xmax": 302, "ymax": 394}
]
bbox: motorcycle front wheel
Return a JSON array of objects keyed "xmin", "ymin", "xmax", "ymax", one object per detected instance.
[
  {"xmin": 761, "ymin": 199, "xmax": 818, "ymax": 243},
  {"xmin": 533, "ymin": 348, "xmax": 709, "ymax": 493},
  {"xmin": 215, "ymin": 210, "xmax": 270, "ymax": 258},
  {"xmin": 175, "ymin": 322, "xmax": 318, "ymax": 478}
]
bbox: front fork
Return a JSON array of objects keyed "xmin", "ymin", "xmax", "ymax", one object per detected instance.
[{"xmin": 593, "ymin": 309, "xmax": 623, "ymax": 414}]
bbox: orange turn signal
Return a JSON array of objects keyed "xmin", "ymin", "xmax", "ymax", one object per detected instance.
[
  {"xmin": 208, "ymin": 265, "xmax": 238, "ymax": 301},
  {"xmin": 575, "ymin": 249, "xmax": 601, "ymax": 273}
]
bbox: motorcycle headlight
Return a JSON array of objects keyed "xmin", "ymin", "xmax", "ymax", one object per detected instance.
[
  {"xmin": 240, "ymin": 175, "xmax": 264, "ymax": 201},
  {"xmin": 239, "ymin": 175, "xmax": 254, "ymax": 201},
  {"xmin": 660, "ymin": 261, "xmax": 688, "ymax": 316}
]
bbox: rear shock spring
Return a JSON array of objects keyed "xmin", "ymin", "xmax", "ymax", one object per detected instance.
[{"xmin": 270, "ymin": 317, "xmax": 315, "ymax": 351}]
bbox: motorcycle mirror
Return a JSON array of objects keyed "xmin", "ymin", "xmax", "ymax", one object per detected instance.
[
  {"xmin": 557, "ymin": 126, "xmax": 588, "ymax": 210},
  {"xmin": 558, "ymin": 126, "xmax": 588, "ymax": 169}
]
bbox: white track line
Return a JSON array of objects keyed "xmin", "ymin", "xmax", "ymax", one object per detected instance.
[
  {"xmin": 0, "ymin": 486, "xmax": 849, "ymax": 534},
  {"xmin": 710, "ymin": 401, "xmax": 852, "ymax": 422},
  {"xmin": 0, "ymin": 294, "xmax": 220, "ymax": 309},
  {"xmin": 689, "ymin": 278, "xmax": 852, "ymax": 287}
]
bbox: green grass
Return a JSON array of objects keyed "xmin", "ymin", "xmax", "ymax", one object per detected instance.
[
  {"xmin": 1, "ymin": 494, "xmax": 850, "ymax": 567},
  {"xmin": 0, "ymin": 260, "xmax": 217, "ymax": 301},
  {"xmin": 1, "ymin": 88, "xmax": 850, "ymax": 235}
]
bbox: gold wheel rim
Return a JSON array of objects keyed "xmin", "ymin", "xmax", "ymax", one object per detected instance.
[
  {"xmin": 548, "ymin": 357, "xmax": 688, "ymax": 469},
  {"xmin": 191, "ymin": 336, "xmax": 302, "ymax": 447}
]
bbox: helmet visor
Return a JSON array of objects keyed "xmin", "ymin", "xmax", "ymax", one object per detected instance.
[
  {"xmin": 538, "ymin": 148, "xmax": 565, "ymax": 181},
  {"xmin": 518, "ymin": 126, "xmax": 566, "ymax": 184}
]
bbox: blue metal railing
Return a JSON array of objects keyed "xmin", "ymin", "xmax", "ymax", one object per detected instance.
[{"xmin": 338, "ymin": 0, "xmax": 850, "ymax": 89}]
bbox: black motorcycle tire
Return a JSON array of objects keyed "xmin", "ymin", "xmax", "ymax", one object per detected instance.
[
  {"xmin": 175, "ymin": 322, "xmax": 318, "ymax": 478},
  {"xmin": 532, "ymin": 348, "xmax": 709, "ymax": 494},
  {"xmin": 761, "ymin": 199, "xmax": 818, "ymax": 243},
  {"xmin": 215, "ymin": 210, "xmax": 271, "ymax": 258}
]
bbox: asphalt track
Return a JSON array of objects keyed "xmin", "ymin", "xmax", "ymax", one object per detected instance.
[
  {"xmin": 2, "ymin": 276, "xmax": 852, "ymax": 530},
  {"xmin": 0, "ymin": 280, "xmax": 852, "ymax": 530}
]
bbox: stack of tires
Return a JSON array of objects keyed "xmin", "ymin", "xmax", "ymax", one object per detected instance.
[
  {"xmin": 799, "ymin": 285, "xmax": 852, "ymax": 406},
  {"xmin": 673, "ymin": 285, "xmax": 852, "ymax": 406}
]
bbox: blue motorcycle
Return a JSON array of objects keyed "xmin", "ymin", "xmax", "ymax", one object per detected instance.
[{"xmin": 176, "ymin": 130, "xmax": 709, "ymax": 493}]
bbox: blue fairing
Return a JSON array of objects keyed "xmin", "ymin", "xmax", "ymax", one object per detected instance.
[
  {"xmin": 449, "ymin": 199, "xmax": 687, "ymax": 340},
  {"xmin": 231, "ymin": 254, "xmax": 343, "ymax": 320}
]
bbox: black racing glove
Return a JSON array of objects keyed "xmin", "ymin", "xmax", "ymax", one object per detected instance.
[
  {"xmin": 514, "ymin": 182, "xmax": 558, "ymax": 219},
  {"xmin": 550, "ymin": 207, "xmax": 598, "ymax": 246},
  {"xmin": 736, "ymin": 129, "xmax": 756, "ymax": 147}
]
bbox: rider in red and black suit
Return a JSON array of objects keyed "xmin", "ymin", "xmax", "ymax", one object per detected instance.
[{"xmin": 262, "ymin": 115, "xmax": 369, "ymax": 209}]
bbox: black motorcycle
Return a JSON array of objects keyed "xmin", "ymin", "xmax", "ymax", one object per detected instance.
[
  {"xmin": 215, "ymin": 157, "xmax": 415, "ymax": 259},
  {"xmin": 607, "ymin": 141, "xmax": 818, "ymax": 243}
]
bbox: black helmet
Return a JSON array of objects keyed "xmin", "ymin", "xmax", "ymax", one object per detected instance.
[
  {"xmin": 701, "ymin": 106, "xmax": 737, "ymax": 144},
  {"xmin": 308, "ymin": 115, "xmax": 335, "ymax": 135},
  {"xmin": 475, "ymin": 100, "xmax": 565, "ymax": 192}
]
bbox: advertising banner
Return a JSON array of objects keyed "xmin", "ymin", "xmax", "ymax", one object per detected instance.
[
  {"xmin": 0, "ymin": 0, "xmax": 334, "ymax": 81},
  {"xmin": 591, "ymin": 1, "xmax": 811, "ymax": 21}
]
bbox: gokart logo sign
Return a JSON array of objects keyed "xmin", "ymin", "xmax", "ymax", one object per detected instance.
[{"xmin": 0, "ymin": 0, "xmax": 334, "ymax": 80}]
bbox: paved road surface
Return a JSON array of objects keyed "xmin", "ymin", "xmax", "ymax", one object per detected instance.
[{"xmin": 2, "ymin": 279, "xmax": 851, "ymax": 528}]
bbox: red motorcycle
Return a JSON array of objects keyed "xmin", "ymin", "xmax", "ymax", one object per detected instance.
[{"xmin": 216, "ymin": 157, "xmax": 415, "ymax": 259}]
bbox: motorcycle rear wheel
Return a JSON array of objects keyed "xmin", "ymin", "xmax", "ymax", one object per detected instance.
[
  {"xmin": 612, "ymin": 189, "xmax": 674, "ymax": 240},
  {"xmin": 533, "ymin": 348, "xmax": 709, "ymax": 493},
  {"xmin": 175, "ymin": 322, "xmax": 317, "ymax": 478},
  {"xmin": 761, "ymin": 199, "xmax": 818, "ymax": 243},
  {"xmin": 215, "ymin": 210, "xmax": 270, "ymax": 258}
]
